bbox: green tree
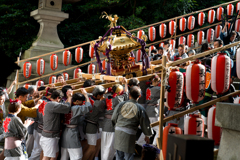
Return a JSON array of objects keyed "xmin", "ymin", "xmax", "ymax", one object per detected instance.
[{"xmin": 0, "ymin": 0, "xmax": 232, "ymax": 62}]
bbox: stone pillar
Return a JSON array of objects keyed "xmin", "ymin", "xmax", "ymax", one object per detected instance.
[
  {"xmin": 215, "ymin": 102, "xmax": 240, "ymax": 160},
  {"xmin": 23, "ymin": 0, "xmax": 69, "ymax": 63},
  {"xmin": 7, "ymin": 0, "xmax": 71, "ymax": 96}
]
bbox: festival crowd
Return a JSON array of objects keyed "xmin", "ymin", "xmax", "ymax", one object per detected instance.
[{"xmin": 0, "ymin": 22, "xmax": 238, "ymax": 160}]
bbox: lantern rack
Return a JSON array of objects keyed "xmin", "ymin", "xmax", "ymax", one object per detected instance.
[{"xmin": 15, "ymin": 0, "xmax": 240, "ymax": 79}]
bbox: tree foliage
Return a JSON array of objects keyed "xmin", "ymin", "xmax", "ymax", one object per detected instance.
[{"xmin": 0, "ymin": 0, "xmax": 231, "ymax": 61}]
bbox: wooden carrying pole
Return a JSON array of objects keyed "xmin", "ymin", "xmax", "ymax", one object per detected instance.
[
  {"xmin": 151, "ymin": 90, "xmax": 240, "ymax": 127},
  {"xmin": 157, "ymin": 56, "xmax": 167, "ymax": 149}
]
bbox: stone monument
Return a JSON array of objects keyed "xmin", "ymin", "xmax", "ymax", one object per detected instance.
[
  {"xmin": 215, "ymin": 102, "xmax": 240, "ymax": 160},
  {"xmin": 7, "ymin": 0, "xmax": 71, "ymax": 98}
]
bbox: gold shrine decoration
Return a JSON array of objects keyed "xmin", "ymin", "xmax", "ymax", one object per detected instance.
[{"xmin": 101, "ymin": 11, "xmax": 119, "ymax": 28}]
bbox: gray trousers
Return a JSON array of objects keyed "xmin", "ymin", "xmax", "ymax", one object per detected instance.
[{"xmin": 116, "ymin": 150, "xmax": 134, "ymax": 160}]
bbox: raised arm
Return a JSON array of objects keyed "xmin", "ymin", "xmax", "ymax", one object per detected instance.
[
  {"xmin": 6, "ymin": 80, "xmax": 16, "ymax": 95},
  {"xmin": 81, "ymin": 88, "xmax": 90, "ymax": 103}
]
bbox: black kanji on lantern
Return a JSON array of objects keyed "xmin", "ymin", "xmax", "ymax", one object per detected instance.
[
  {"xmin": 199, "ymin": 69, "xmax": 205, "ymax": 77},
  {"xmin": 199, "ymin": 80, "xmax": 205, "ymax": 87},
  {"xmin": 199, "ymin": 89, "xmax": 204, "ymax": 97},
  {"xmin": 169, "ymin": 129, "xmax": 175, "ymax": 134}
]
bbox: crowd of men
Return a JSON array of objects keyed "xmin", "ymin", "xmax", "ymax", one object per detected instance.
[{"xmin": 0, "ymin": 22, "xmax": 239, "ymax": 160}]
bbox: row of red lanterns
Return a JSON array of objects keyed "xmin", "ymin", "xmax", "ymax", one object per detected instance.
[
  {"xmin": 23, "ymin": 62, "xmax": 96, "ymax": 81},
  {"xmin": 23, "ymin": 63, "xmax": 97, "ymax": 87},
  {"xmin": 138, "ymin": 20, "xmax": 240, "ymax": 60},
  {"xmin": 23, "ymin": 46, "xmax": 97, "ymax": 78},
  {"xmin": 139, "ymin": 3, "xmax": 240, "ymax": 41}
]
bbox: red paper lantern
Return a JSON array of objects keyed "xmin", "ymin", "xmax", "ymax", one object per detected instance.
[
  {"xmin": 197, "ymin": 31, "xmax": 205, "ymax": 45},
  {"xmin": 215, "ymin": 25, "xmax": 222, "ymax": 39},
  {"xmin": 187, "ymin": 15, "xmax": 195, "ymax": 30},
  {"xmin": 235, "ymin": 19, "xmax": 240, "ymax": 32},
  {"xmin": 89, "ymin": 45, "xmax": 95, "ymax": 59},
  {"xmin": 36, "ymin": 80, "xmax": 44, "ymax": 87},
  {"xmin": 198, "ymin": 12, "xmax": 205, "ymax": 26},
  {"xmin": 36, "ymin": 58, "xmax": 45, "ymax": 76},
  {"xmin": 184, "ymin": 114, "xmax": 204, "ymax": 137},
  {"xmin": 162, "ymin": 123, "xmax": 182, "ymax": 160},
  {"xmin": 187, "ymin": 34, "xmax": 194, "ymax": 48},
  {"xmin": 137, "ymin": 30, "xmax": 145, "ymax": 39},
  {"xmin": 208, "ymin": 105, "xmax": 221, "ymax": 145},
  {"xmin": 50, "ymin": 54, "xmax": 58, "ymax": 71},
  {"xmin": 148, "ymin": 45, "xmax": 156, "ymax": 56},
  {"xmin": 49, "ymin": 75, "xmax": 56, "ymax": 84},
  {"xmin": 62, "ymin": 50, "xmax": 71, "ymax": 66},
  {"xmin": 148, "ymin": 26, "xmax": 156, "ymax": 41},
  {"xmin": 74, "ymin": 68, "xmax": 82, "ymax": 79},
  {"xmin": 159, "ymin": 42, "xmax": 165, "ymax": 48},
  {"xmin": 169, "ymin": 39, "xmax": 176, "ymax": 51},
  {"xmin": 63, "ymin": 72, "xmax": 69, "ymax": 81},
  {"xmin": 211, "ymin": 53, "xmax": 231, "ymax": 94},
  {"xmin": 23, "ymin": 62, "xmax": 32, "ymax": 78},
  {"xmin": 179, "ymin": 17, "xmax": 186, "ymax": 32},
  {"xmin": 208, "ymin": 9, "xmax": 216, "ymax": 24},
  {"xmin": 165, "ymin": 69, "xmax": 184, "ymax": 110},
  {"xmin": 178, "ymin": 36, "xmax": 186, "ymax": 45},
  {"xmin": 186, "ymin": 61, "xmax": 206, "ymax": 103},
  {"xmin": 159, "ymin": 23, "xmax": 167, "ymax": 38},
  {"xmin": 207, "ymin": 28, "xmax": 215, "ymax": 43},
  {"xmin": 227, "ymin": 4, "xmax": 234, "ymax": 16},
  {"xmin": 237, "ymin": 2, "xmax": 240, "ymax": 15},
  {"xmin": 88, "ymin": 64, "xmax": 96, "ymax": 74},
  {"xmin": 234, "ymin": 97, "xmax": 240, "ymax": 104},
  {"xmin": 236, "ymin": 48, "xmax": 240, "ymax": 79},
  {"xmin": 23, "ymin": 84, "xmax": 30, "ymax": 89},
  {"xmin": 75, "ymin": 47, "xmax": 83, "ymax": 63},
  {"xmin": 217, "ymin": 7, "xmax": 224, "ymax": 21},
  {"xmin": 136, "ymin": 50, "xmax": 142, "ymax": 62},
  {"xmin": 169, "ymin": 20, "xmax": 176, "ymax": 35},
  {"xmin": 102, "ymin": 60, "xmax": 107, "ymax": 70}
]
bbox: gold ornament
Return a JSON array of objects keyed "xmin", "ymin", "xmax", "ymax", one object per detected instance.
[{"xmin": 101, "ymin": 12, "xmax": 119, "ymax": 28}]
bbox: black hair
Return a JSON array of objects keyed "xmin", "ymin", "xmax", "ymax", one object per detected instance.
[
  {"xmin": 83, "ymin": 79, "xmax": 95, "ymax": 88},
  {"xmin": 164, "ymin": 41, "xmax": 169, "ymax": 45},
  {"xmin": 38, "ymin": 86, "xmax": 46, "ymax": 91},
  {"xmin": 51, "ymin": 90, "xmax": 64, "ymax": 99},
  {"xmin": 72, "ymin": 93, "xmax": 86, "ymax": 102},
  {"xmin": 214, "ymin": 39, "xmax": 223, "ymax": 46},
  {"xmin": 201, "ymin": 43, "xmax": 209, "ymax": 52},
  {"xmin": 56, "ymin": 73, "xmax": 63, "ymax": 79},
  {"xmin": 15, "ymin": 87, "xmax": 28, "ymax": 98},
  {"xmin": 130, "ymin": 86, "xmax": 141, "ymax": 100},
  {"xmin": 151, "ymin": 49, "xmax": 158, "ymax": 54},
  {"xmin": 128, "ymin": 78, "xmax": 139, "ymax": 87},
  {"xmin": 92, "ymin": 86, "xmax": 106, "ymax": 98},
  {"xmin": 158, "ymin": 46, "xmax": 163, "ymax": 50},
  {"xmin": 231, "ymin": 31, "xmax": 237, "ymax": 37},
  {"xmin": 46, "ymin": 88, "xmax": 57, "ymax": 96},
  {"xmin": 28, "ymin": 87, "xmax": 35, "ymax": 95},
  {"xmin": 62, "ymin": 85, "xmax": 72, "ymax": 98}
]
